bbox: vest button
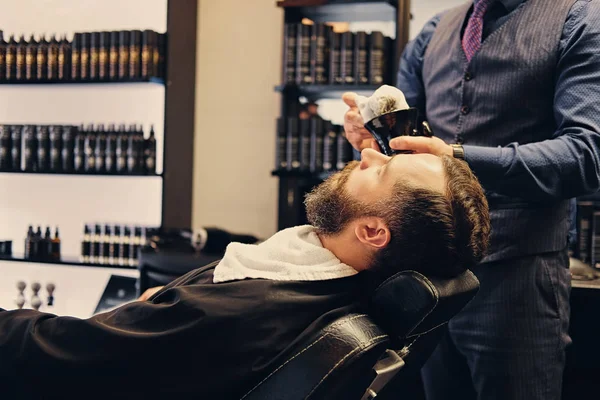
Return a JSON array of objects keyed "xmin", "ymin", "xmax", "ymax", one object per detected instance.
[
  {"xmin": 456, "ymin": 136, "xmax": 464, "ymax": 144},
  {"xmin": 461, "ymin": 105, "xmax": 470, "ymax": 115},
  {"xmin": 464, "ymin": 72, "xmax": 473, "ymax": 81}
]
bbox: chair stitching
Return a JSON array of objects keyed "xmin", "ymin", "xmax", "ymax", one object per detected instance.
[
  {"xmin": 240, "ymin": 314, "xmax": 371, "ymax": 399},
  {"xmin": 406, "ymin": 321, "xmax": 449, "ymax": 338}
]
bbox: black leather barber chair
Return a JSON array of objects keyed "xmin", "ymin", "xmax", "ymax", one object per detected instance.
[{"xmin": 242, "ymin": 269, "xmax": 480, "ymax": 400}]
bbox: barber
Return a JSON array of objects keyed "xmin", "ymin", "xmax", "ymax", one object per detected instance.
[{"xmin": 343, "ymin": 0, "xmax": 600, "ymax": 399}]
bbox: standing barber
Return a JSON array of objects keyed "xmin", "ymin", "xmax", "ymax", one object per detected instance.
[{"xmin": 343, "ymin": 0, "xmax": 600, "ymax": 399}]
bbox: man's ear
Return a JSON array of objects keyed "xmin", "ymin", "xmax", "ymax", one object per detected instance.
[{"xmin": 354, "ymin": 217, "xmax": 391, "ymax": 249}]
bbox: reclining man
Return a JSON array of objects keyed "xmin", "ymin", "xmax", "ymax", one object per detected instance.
[{"xmin": 0, "ymin": 149, "xmax": 490, "ymax": 399}]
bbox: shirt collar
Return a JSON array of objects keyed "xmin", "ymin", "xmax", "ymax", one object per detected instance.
[{"xmin": 475, "ymin": 0, "xmax": 525, "ymax": 13}]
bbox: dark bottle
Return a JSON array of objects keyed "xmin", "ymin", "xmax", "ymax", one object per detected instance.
[
  {"xmin": 355, "ymin": 31, "xmax": 369, "ymax": 84},
  {"xmin": 61, "ymin": 125, "xmax": 75, "ymax": 172},
  {"xmin": 141, "ymin": 30, "xmax": 156, "ymax": 79},
  {"xmin": 282, "ymin": 24, "xmax": 297, "ymax": 84},
  {"xmin": 336, "ymin": 126, "xmax": 352, "ymax": 170},
  {"xmin": 129, "ymin": 30, "xmax": 141, "ymax": 79},
  {"xmin": 94, "ymin": 123, "xmax": 106, "ymax": 172},
  {"xmin": 368, "ymin": 32, "xmax": 386, "ymax": 85},
  {"xmin": 80, "ymin": 224, "xmax": 91, "ymax": 263},
  {"xmin": 49, "ymin": 125, "xmax": 62, "ymax": 172},
  {"xmin": 80, "ymin": 33, "xmax": 90, "ymax": 80},
  {"xmin": 36, "ymin": 125, "xmax": 50, "ymax": 172},
  {"xmin": 340, "ymin": 32, "xmax": 355, "ymax": 84},
  {"xmin": 311, "ymin": 24, "xmax": 329, "ymax": 85},
  {"xmin": 98, "ymin": 32, "xmax": 110, "ymax": 80},
  {"xmin": 84, "ymin": 124, "xmax": 96, "ymax": 172},
  {"xmin": 71, "ymin": 33, "xmax": 81, "ymax": 80},
  {"xmin": 10, "ymin": 125, "xmax": 21, "ymax": 171},
  {"xmin": 50, "ymin": 227, "xmax": 61, "ymax": 261},
  {"xmin": 15, "ymin": 35, "xmax": 26, "ymax": 81},
  {"xmin": 144, "ymin": 125, "xmax": 156, "ymax": 175},
  {"xmin": 47, "ymin": 34, "xmax": 59, "ymax": 80},
  {"xmin": 328, "ymin": 31, "xmax": 342, "ymax": 84},
  {"xmin": 112, "ymin": 225, "xmax": 121, "ymax": 265},
  {"xmin": 130, "ymin": 226, "xmax": 142, "ymax": 267},
  {"xmin": 41, "ymin": 226, "xmax": 52, "ymax": 260},
  {"xmin": 136, "ymin": 125, "xmax": 145, "ymax": 169},
  {"xmin": 275, "ymin": 118, "xmax": 286, "ymax": 171},
  {"xmin": 105, "ymin": 123, "xmax": 117, "ymax": 173},
  {"xmin": 91, "ymin": 224, "xmax": 101, "ymax": 264},
  {"xmin": 0, "ymin": 34, "xmax": 6, "ymax": 81},
  {"xmin": 286, "ymin": 117, "xmax": 299, "ymax": 171},
  {"xmin": 89, "ymin": 32, "xmax": 99, "ymax": 80},
  {"xmin": 57, "ymin": 35, "xmax": 70, "ymax": 80},
  {"xmin": 36, "ymin": 35, "xmax": 49, "ymax": 81},
  {"xmin": 102, "ymin": 225, "xmax": 111, "ymax": 265},
  {"xmin": 73, "ymin": 126, "xmax": 85, "ymax": 172},
  {"xmin": 25, "ymin": 34, "xmax": 38, "ymax": 81},
  {"xmin": 118, "ymin": 31, "xmax": 130, "ymax": 80},
  {"xmin": 0, "ymin": 125, "xmax": 11, "ymax": 170},
  {"xmin": 322, "ymin": 121, "xmax": 337, "ymax": 172},
  {"xmin": 309, "ymin": 117, "xmax": 324, "ymax": 173},
  {"xmin": 295, "ymin": 24, "xmax": 311, "ymax": 85},
  {"xmin": 24, "ymin": 225, "xmax": 34, "ymax": 260},
  {"xmin": 109, "ymin": 31, "xmax": 119, "ymax": 80},
  {"xmin": 23, "ymin": 125, "xmax": 37, "ymax": 171},
  {"xmin": 127, "ymin": 124, "xmax": 139, "ymax": 173},
  {"xmin": 5, "ymin": 35, "xmax": 17, "ymax": 81},
  {"xmin": 157, "ymin": 33, "xmax": 166, "ymax": 79},
  {"xmin": 116, "ymin": 124, "xmax": 128, "ymax": 173},
  {"xmin": 33, "ymin": 226, "xmax": 42, "ymax": 260},
  {"xmin": 120, "ymin": 226, "xmax": 131, "ymax": 266},
  {"xmin": 299, "ymin": 118, "xmax": 311, "ymax": 171}
]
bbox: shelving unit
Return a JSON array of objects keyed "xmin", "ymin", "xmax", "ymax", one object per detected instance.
[
  {"xmin": 0, "ymin": 0, "xmax": 197, "ymax": 268},
  {"xmin": 274, "ymin": 0, "xmax": 410, "ymax": 230}
]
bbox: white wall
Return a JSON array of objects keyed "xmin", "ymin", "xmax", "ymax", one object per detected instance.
[{"xmin": 0, "ymin": 0, "xmax": 167, "ymax": 258}]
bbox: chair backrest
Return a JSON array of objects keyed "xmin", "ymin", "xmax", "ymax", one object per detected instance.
[{"xmin": 243, "ymin": 269, "xmax": 480, "ymax": 400}]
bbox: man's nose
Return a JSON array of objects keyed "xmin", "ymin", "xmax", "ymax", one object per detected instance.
[{"xmin": 360, "ymin": 148, "xmax": 389, "ymax": 168}]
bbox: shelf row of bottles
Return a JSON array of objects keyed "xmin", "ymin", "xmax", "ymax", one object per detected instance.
[
  {"xmin": 0, "ymin": 29, "xmax": 165, "ymax": 83},
  {"xmin": 23, "ymin": 225, "xmax": 62, "ymax": 262},
  {"xmin": 0, "ymin": 123, "xmax": 157, "ymax": 175},
  {"xmin": 81, "ymin": 223, "xmax": 152, "ymax": 267},
  {"xmin": 274, "ymin": 116, "xmax": 354, "ymax": 174},
  {"xmin": 282, "ymin": 23, "xmax": 393, "ymax": 86}
]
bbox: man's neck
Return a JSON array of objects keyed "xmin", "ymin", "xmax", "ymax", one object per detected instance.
[{"xmin": 317, "ymin": 231, "xmax": 370, "ymax": 272}]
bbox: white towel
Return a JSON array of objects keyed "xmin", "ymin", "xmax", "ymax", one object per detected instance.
[
  {"xmin": 213, "ymin": 225, "xmax": 358, "ymax": 283},
  {"xmin": 355, "ymin": 85, "xmax": 410, "ymax": 123}
]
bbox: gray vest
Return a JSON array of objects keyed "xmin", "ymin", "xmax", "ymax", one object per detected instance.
[{"xmin": 422, "ymin": 0, "xmax": 575, "ymax": 263}]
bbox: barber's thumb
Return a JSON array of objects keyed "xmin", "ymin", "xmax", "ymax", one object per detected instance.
[
  {"xmin": 342, "ymin": 92, "xmax": 358, "ymax": 108},
  {"xmin": 389, "ymin": 136, "xmax": 432, "ymax": 153}
]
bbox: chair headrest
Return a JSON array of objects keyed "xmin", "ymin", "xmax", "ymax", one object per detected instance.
[{"xmin": 369, "ymin": 270, "xmax": 479, "ymax": 339}]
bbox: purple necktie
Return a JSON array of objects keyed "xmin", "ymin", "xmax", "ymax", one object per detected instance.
[{"xmin": 462, "ymin": 0, "xmax": 495, "ymax": 63}]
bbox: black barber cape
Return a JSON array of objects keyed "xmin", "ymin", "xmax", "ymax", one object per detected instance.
[{"xmin": 0, "ymin": 262, "xmax": 365, "ymax": 399}]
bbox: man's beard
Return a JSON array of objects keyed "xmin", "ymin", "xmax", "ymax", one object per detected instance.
[{"xmin": 304, "ymin": 161, "xmax": 362, "ymax": 235}]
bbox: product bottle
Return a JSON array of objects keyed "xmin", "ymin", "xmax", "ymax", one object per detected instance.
[
  {"xmin": 98, "ymin": 31, "xmax": 109, "ymax": 80},
  {"xmin": 275, "ymin": 118, "xmax": 287, "ymax": 171},
  {"xmin": 89, "ymin": 32, "xmax": 99, "ymax": 80},
  {"xmin": 118, "ymin": 31, "xmax": 130, "ymax": 80},
  {"xmin": 105, "ymin": 123, "xmax": 117, "ymax": 173},
  {"xmin": 157, "ymin": 33, "xmax": 166, "ymax": 79},
  {"xmin": 51, "ymin": 227, "xmax": 61, "ymax": 261},
  {"xmin": 299, "ymin": 118, "xmax": 311, "ymax": 171},
  {"xmin": 71, "ymin": 33, "xmax": 81, "ymax": 81},
  {"xmin": 309, "ymin": 117, "xmax": 324, "ymax": 173},
  {"xmin": 73, "ymin": 126, "xmax": 85, "ymax": 172},
  {"xmin": 24, "ymin": 225, "xmax": 34, "ymax": 260},
  {"xmin": 81, "ymin": 224, "xmax": 91, "ymax": 263},
  {"xmin": 5, "ymin": 34, "xmax": 17, "ymax": 81},
  {"xmin": 36, "ymin": 125, "xmax": 50, "ymax": 172},
  {"xmin": 94, "ymin": 123, "xmax": 106, "ymax": 172},
  {"xmin": 0, "ymin": 125, "xmax": 11, "ymax": 171},
  {"xmin": 41, "ymin": 226, "xmax": 52, "ymax": 261},
  {"xmin": 322, "ymin": 121, "xmax": 337, "ymax": 172},
  {"xmin": 336, "ymin": 126, "xmax": 352, "ymax": 170},
  {"xmin": 311, "ymin": 24, "xmax": 329, "ymax": 85},
  {"xmin": 36, "ymin": 34, "xmax": 49, "ymax": 81},
  {"xmin": 368, "ymin": 32, "xmax": 385, "ymax": 85},
  {"xmin": 112, "ymin": 225, "xmax": 121, "ymax": 265},
  {"xmin": 129, "ymin": 30, "xmax": 141, "ymax": 79},
  {"xmin": 355, "ymin": 31, "xmax": 368, "ymax": 84},
  {"xmin": 116, "ymin": 124, "xmax": 128, "ymax": 173},
  {"xmin": 47, "ymin": 34, "xmax": 59, "ymax": 80},
  {"xmin": 24, "ymin": 34, "xmax": 38, "ymax": 81},
  {"xmin": 130, "ymin": 226, "xmax": 142, "ymax": 267},
  {"xmin": 102, "ymin": 225, "xmax": 111, "ymax": 265},
  {"xmin": 10, "ymin": 125, "xmax": 21, "ymax": 171},
  {"xmin": 136, "ymin": 125, "xmax": 145, "ymax": 169},
  {"xmin": 23, "ymin": 125, "xmax": 37, "ymax": 172},
  {"xmin": 328, "ymin": 31, "xmax": 342, "ymax": 84},
  {"xmin": 286, "ymin": 117, "xmax": 300, "ymax": 171},
  {"xmin": 0, "ymin": 34, "xmax": 6, "ymax": 81},
  {"xmin": 144, "ymin": 125, "xmax": 156, "ymax": 175},
  {"xmin": 141, "ymin": 30, "xmax": 156, "ymax": 79},
  {"xmin": 340, "ymin": 31, "xmax": 355, "ymax": 84},
  {"xmin": 90, "ymin": 224, "xmax": 101, "ymax": 264},
  {"xmin": 120, "ymin": 226, "xmax": 131, "ymax": 266},
  {"xmin": 295, "ymin": 24, "xmax": 311, "ymax": 85},
  {"xmin": 80, "ymin": 32, "xmax": 90, "ymax": 80},
  {"xmin": 282, "ymin": 24, "xmax": 297, "ymax": 84},
  {"xmin": 15, "ymin": 35, "xmax": 26, "ymax": 81},
  {"xmin": 57, "ymin": 35, "xmax": 71, "ymax": 81},
  {"xmin": 49, "ymin": 125, "xmax": 62, "ymax": 172},
  {"xmin": 61, "ymin": 125, "xmax": 75, "ymax": 172},
  {"xmin": 109, "ymin": 31, "xmax": 119, "ymax": 80},
  {"xmin": 126, "ymin": 124, "xmax": 139, "ymax": 173},
  {"xmin": 96, "ymin": 224, "xmax": 105, "ymax": 264},
  {"xmin": 33, "ymin": 226, "xmax": 42, "ymax": 260},
  {"xmin": 84, "ymin": 124, "xmax": 96, "ymax": 172}
]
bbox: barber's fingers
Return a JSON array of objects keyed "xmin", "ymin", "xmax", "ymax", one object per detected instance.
[
  {"xmin": 342, "ymin": 92, "xmax": 359, "ymax": 109},
  {"xmin": 344, "ymin": 111, "xmax": 372, "ymax": 151},
  {"xmin": 369, "ymin": 139, "xmax": 381, "ymax": 153},
  {"xmin": 389, "ymin": 136, "xmax": 452, "ymax": 157}
]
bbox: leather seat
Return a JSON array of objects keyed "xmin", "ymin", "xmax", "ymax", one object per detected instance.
[{"xmin": 242, "ymin": 269, "xmax": 480, "ymax": 400}]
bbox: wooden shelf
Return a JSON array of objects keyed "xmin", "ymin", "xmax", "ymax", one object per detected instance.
[
  {"xmin": 0, "ymin": 255, "xmax": 137, "ymax": 270},
  {"xmin": 276, "ymin": 84, "xmax": 380, "ymax": 99},
  {"xmin": 277, "ymin": 0, "xmax": 397, "ymax": 22},
  {"xmin": 0, "ymin": 171, "xmax": 162, "ymax": 177},
  {"xmin": 0, "ymin": 77, "xmax": 165, "ymax": 85}
]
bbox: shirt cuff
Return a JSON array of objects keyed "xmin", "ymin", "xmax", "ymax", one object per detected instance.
[{"xmin": 462, "ymin": 145, "xmax": 506, "ymax": 181}]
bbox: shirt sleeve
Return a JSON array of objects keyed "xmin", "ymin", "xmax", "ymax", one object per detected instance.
[{"xmin": 463, "ymin": 0, "xmax": 600, "ymax": 201}]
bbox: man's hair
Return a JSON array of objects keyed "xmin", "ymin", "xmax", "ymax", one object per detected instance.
[{"xmin": 305, "ymin": 156, "xmax": 490, "ymax": 279}]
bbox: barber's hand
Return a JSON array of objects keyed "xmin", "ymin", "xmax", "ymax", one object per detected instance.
[
  {"xmin": 137, "ymin": 286, "xmax": 164, "ymax": 301},
  {"xmin": 390, "ymin": 136, "xmax": 453, "ymax": 157},
  {"xmin": 343, "ymin": 92, "xmax": 375, "ymax": 151}
]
